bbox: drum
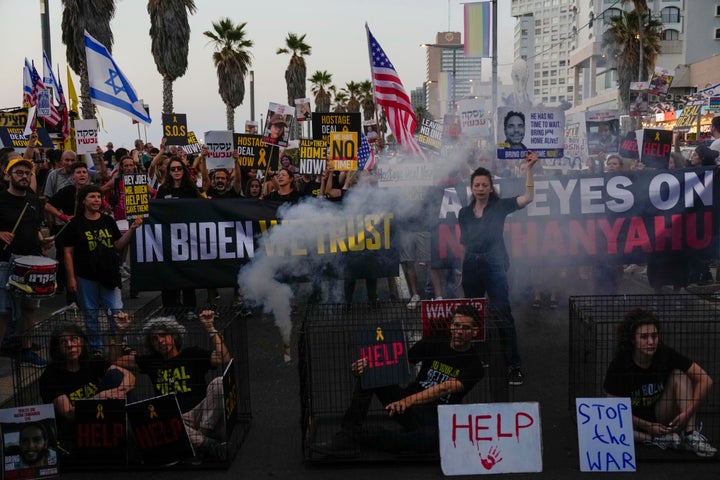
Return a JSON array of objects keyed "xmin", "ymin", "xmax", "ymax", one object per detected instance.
[{"xmin": 7, "ymin": 256, "xmax": 58, "ymax": 297}]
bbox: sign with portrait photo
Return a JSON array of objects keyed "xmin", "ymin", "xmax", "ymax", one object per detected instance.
[
  {"xmin": 0, "ymin": 404, "xmax": 59, "ymax": 480},
  {"xmin": 294, "ymin": 98, "xmax": 311, "ymax": 122},
  {"xmin": 648, "ymin": 67, "xmax": 674, "ymax": 96},
  {"xmin": 496, "ymin": 107, "xmax": 564, "ymax": 160},
  {"xmin": 363, "ymin": 120, "xmax": 379, "ymax": 144},
  {"xmin": 262, "ymin": 102, "xmax": 294, "ymax": 148}
]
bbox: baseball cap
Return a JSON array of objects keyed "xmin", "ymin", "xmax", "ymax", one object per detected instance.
[
  {"xmin": 270, "ymin": 113, "xmax": 288, "ymax": 127},
  {"xmin": 5, "ymin": 157, "xmax": 33, "ymax": 174}
]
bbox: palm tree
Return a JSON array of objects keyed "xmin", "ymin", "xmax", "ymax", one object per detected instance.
[
  {"xmin": 413, "ymin": 106, "xmax": 433, "ymax": 133},
  {"xmin": 276, "ymin": 33, "xmax": 312, "ymax": 106},
  {"xmin": 148, "ymin": 0, "xmax": 197, "ymax": 115},
  {"xmin": 309, "ymin": 70, "xmax": 333, "ymax": 113},
  {"xmin": 204, "ymin": 18, "xmax": 254, "ymax": 131},
  {"xmin": 333, "ymin": 91, "xmax": 348, "ymax": 113},
  {"xmin": 602, "ymin": 9, "xmax": 662, "ymax": 113},
  {"xmin": 341, "ymin": 81, "xmax": 362, "ymax": 113},
  {"xmin": 358, "ymin": 80, "xmax": 375, "ymax": 122},
  {"xmin": 61, "ymin": 0, "xmax": 116, "ymax": 120}
]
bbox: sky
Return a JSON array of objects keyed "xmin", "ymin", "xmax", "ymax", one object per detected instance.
[{"xmin": 0, "ymin": 0, "xmax": 515, "ymax": 148}]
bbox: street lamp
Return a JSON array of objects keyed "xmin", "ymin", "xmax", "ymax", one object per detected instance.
[{"xmin": 421, "ymin": 42, "xmax": 464, "ymax": 115}]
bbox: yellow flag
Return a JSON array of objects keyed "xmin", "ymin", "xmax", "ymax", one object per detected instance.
[{"xmin": 66, "ymin": 65, "xmax": 79, "ymax": 117}]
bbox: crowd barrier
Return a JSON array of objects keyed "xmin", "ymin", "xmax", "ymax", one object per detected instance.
[
  {"xmin": 5, "ymin": 306, "xmax": 251, "ymax": 470},
  {"xmin": 569, "ymin": 294, "xmax": 720, "ymax": 461},
  {"xmin": 298, "ymin": 301, "xmax": 513, "ymax": 464}
]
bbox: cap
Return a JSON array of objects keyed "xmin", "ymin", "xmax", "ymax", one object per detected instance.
[
  {"xmin": 5, "ymin": 157, "xmax": 33, "ymax": 174},
  {"xmin": 269, "ymin": 113, "xmax": 287, "ymax": 127}
]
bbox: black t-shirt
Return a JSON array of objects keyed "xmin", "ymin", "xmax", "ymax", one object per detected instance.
[
  {"xmin": 135, "ymin": 346, "xmax": 214, "ymax": 413},
  {"xmin": 297, "ymin": 178, "xmax": 321, "ymax": 197},
  {"xmin": 603, "ymin": 344, "xmax": 693, "ymax": 422},
  {"xmin": 156, "ymin": 184, "xmax": 200, "ymax": 199},
  {"xmin": 39, "ymin": 359, "xmax": 112, "ymax": 438},
  {"xmin": 264, "ymin": 189, "xmax": 301, "ymax": 204},
  {"xmin": 458, "ymin": 197, "xmax": 519, "ymax": 259},
  {"xmin": 406, "ymin": 338, "xmax": 484, "ymax": 405},
  {"xmin": 49, "ymin": 184, "xmax": 77, "ymax": 216},
  {"xmin": 64, "ymin": 214, "xmax": 121, "ymax": 281},
  {"xmin": 206, "ymin": 187, "xmax": 239, "ymax": 199},
  {"xmin": 0, "ymin": 189, "xmax": 43, "ymax": 261}
]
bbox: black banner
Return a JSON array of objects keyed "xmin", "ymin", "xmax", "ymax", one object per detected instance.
[
  {"xmin": 130, "ymin": 199, "xmax": 399, "ymax": 290},
  {"xmin": 311, "ymin": 112, "xmax": 361, "ymax": 143}
]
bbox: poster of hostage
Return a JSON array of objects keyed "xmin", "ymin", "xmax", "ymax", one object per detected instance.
[
  {"xmin": 0, "ymin": 404, "xmax": 58, "ymax": 480},
  {"xmin": 496, "ymin": 106, "xmax": 564, "ymax": 160}
]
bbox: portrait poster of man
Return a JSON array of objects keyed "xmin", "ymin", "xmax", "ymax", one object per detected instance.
[
  {"xmin": 586, "ymin": 113, "xmax": 619, "ymax": 155},
  {"xmin": 496, "ymin": 106, "xmax": 565, "ymax": 160},
  {"xmin": 294, "ymin": 98, "xmax": 311, "ymax": 122},
  {"xmin": 0, "ymin": 404, "xmax": 58, "ymax": 480},
  {"xmin": 262, "ymin": 102, "xmax": 294, "ymax": 148},
  {"xmin": 363, "ymin": 120, "xmax": 379, "ymax": 144},
  {"xmin": 244, "ymin": 120, "xmax": 258, "ymax": 135},
  {"xmin": 648, "ymin": 67, "xmax": 674, "ymax": 96},
  {"xmin": 629, "ymin": 82, "xmax": 649, "ymax": 117}
]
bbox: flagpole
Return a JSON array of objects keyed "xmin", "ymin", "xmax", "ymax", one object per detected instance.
[
  {"xmin": 491, "ymin": 0, "xmax": 498, "ymax": 142},
  {"xmin": 365, "ymin": 23, "xmax": 383, "ymax": 151}
]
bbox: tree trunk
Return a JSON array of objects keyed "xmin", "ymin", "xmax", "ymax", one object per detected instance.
[
  {"xmin": 79, "ymin": 63, "xmax": 95, "ymax": 120},
  {"xmin": 163, "ymin": 76, "xmax": 173, "ymax": 115},
  {"xmin": 226, "ymin": 104, "xmax": 235, "ymax": 132}
]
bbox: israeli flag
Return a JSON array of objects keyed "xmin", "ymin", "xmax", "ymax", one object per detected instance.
[
  {"xmin": 84, "ymin": 31, "xmax": 151, "ymax": 125},
  {"xmin": 42, "ymin": 51, "xmax": 61, "ymax": 104}
]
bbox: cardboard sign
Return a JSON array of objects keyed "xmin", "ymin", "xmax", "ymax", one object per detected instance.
[
  {"xmin": 417, "ymin": 118, "xmax": 443, "ymax": 152},
  {"xmin": 74, "ymin": 119, "xmax": 99, "ymax": 155},
  {"xmin": 126, "ymin": 394, "xmax": 193, "ymax": 466},
  {"xmin": 328, "ymin": 131, "xmax": 358, "ymax": 170},
  {"xmin": 420, "ymin": 298, "xmax": 486, "ymax": 341},
  {"xmin": 457, "ymin": 99, "xmax": 490, "ymax": 138},
  {"xmin": 675, "ymin": 101, "xmax": 704, "ymax": 132},
  {"xmin": 162, "ymin": 113, "xmax": 188, "ymax": 145},
  {"xmin": 311, "ymin": 112, "xmax": 361, "ymax": 143},
  {"xmin": 298, "ymin": 139, "xmax": 327, "ymax": 175},
  {"xmin": 363, "ymin": 120, "xmax": 379, "ymax": 144},
  {"xmin": 222, "ymin": 360, "xmax": 238, "ymax": 438},
  {"xmin": 204, "ymin": 130, "xmax": 234, "ymax": 170},
  {"xmin": 576, "ymin": 398, "xmax": 636, "ymax": 472},
  {"xmin": 356, "ymin": 321, "xmax": 410, "ymax": 389},
  {"xmin": 244, "ymin": 121, "xmax": 258, "ymax": 135},
  {"xmin": 496, "ymin": 107, "xmax": 565, "ymax": 160},
  {"xmin": 73, "ymin": 399, "xmax": 126, "ymax": 467},
  {"xmin": 0, "ymin": 127, "xmax": 53, "ymax": 151},
  {"xmin": 295, "ymin": 98, "xmax": 311, "ymax": 122},
  {"xmin": 0, "ymin": 404, "xmax": 59, "ymax": 480},
  {"xmin": 438, "ymin": 402, "xmax": 542, "ymax": 475},
  {"xmin": 181, "ymin": 130, "xmax": 202, "ymax": 155},
  {"xmin": 123, "ymin": 173, "xmax": 150, "ymax": 220},
  {"xmin": 618, "ymin": 131, "xmax": 639, "ymax": 159},
  {"xmin": 262, "ymin": 102, "xmax": 294, "ymax": 148},
  {"xmin": 640, "ymin": 128, "xmax": 672, "ymax": 169},
  {"xmin": 234, "ymin": 133, "xmax": 278, "ymax": 169}
]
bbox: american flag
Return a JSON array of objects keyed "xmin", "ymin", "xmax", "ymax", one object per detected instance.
[
  {"xmin": 30, "ymin": 61, "xmax": 61, "ymax": 126},
  {"xmin": 358, "ymin": 132, "xmax": 375, "ymax": 170},
  {"xmin": 366, "ymin": 25, "xmax": 425, "ymax": 159}
]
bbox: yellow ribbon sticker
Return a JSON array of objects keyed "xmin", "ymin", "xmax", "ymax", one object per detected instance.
[
  {"xmin": 376, "ymin": 327, "xmax": 384, "ymax": 342},
  {"xmin": 96, "ymin": 404, "xmax": 104, "ymax": 420},
  {"xmin": 148, "ymin": 404, "xmax": 158, "ymax": 419}
]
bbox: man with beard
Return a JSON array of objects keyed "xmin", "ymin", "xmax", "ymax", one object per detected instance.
[
  {"xmin": 205, "ymin": 168, "xmax": 241, "ymax": 199},
  {"xmin": 10, "ymin": 422, "xmax": 57, "ymax": 469},
  {"xmin": 0, "ymin": 155, "xmax": 53, "ymax": 366}
]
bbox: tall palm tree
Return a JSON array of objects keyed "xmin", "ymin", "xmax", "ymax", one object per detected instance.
[
  {"xmin": 333, "ymin": 91, "xmax": 348, "ymax": 113},
  {"xmin": 309, "ymin": 70, "xmax": 333, "ymax": 113},
  {"xmin": 276, "ymin": 33, "xmax": 311, "ymax": 105},
  {"xmin": 413, "ymin": 105, "xmax": 433, "ymax": 133},
  {"xmin": 602, "ymin": 9, "xmax": 662, "ymax": 113},
  {"xmin": 358, "ymin": 80, "xmax": 376, "ymax": 122},
  {"xmin": 341, "ymin": 81, "xmax": 362, "ymax": 113},
  {"xmin": 148, "ymin": 0, "xmax": 197, "ymax": 115},
  {"xmin": 204, "ymin": 18, "xmax": 254, "ymax": 131},
  {"xmin": 61, "ymin": 0, "xmax": 116, "ymax": 120}
]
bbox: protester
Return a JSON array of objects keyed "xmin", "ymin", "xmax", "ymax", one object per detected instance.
[
  {"xmin": 263, "ymin": 167, "xmax": 301, "ymax": 203},
  {"xmin": 0, "ymin": 155, "xmax": 52, "ymax": 367},
  {"xmin": 64, "ymin": 184, "xmax": 142, "ymax": 355},
  {"xmin": 313, "ymin": 305, "xmax": 484, "ymax": 456},
  {"xmin": 39, "ymin": 322, "xmax": 135, "ymax": 453},
  {"xmin": 113, "ymin": 311, "xmax": 231, "ymax": 459},
  {"xmin": 243, "ymin": 178, "xmax": 262, "ymax": 199},
  {"xmin": 604, "ymin": 308, "xmax": 717, "ymax": 457},
  {"xmin": 458, "ymin": 150, "xmax": 538, "ymax": 386}
]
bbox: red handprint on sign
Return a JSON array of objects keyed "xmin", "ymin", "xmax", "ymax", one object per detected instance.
[{"xmin": 479, "ymin": 446, "xmax": 503, "ymax": 470}]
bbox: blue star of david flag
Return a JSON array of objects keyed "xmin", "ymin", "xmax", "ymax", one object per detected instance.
[{"xmin": 84, "ymin": 31, "xmax": 151, "ymax": 125}]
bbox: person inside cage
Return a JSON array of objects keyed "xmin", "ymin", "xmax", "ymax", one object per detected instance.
[
  {"xmin": 603, "ymin": 308, "xmax": 717, "ymax": 457},
  {"xmin": 38, "ymin": 322, "xmax": 135, "ymax": 453},
  {"xmin": 312, "ymin": 304, "xmax": 485, "ymax": 457},
  {"xmin": 112, "ymin": 310, "xmax": 231, "ymax": 460}
]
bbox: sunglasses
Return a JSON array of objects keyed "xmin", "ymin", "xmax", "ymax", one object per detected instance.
[{"xmin": 169, "ymin": 166, "xmax": 184, "ymax": 172}]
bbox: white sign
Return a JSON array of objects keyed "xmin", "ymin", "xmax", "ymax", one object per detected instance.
[
  {"xmin": 203, "ymin": 130, "xmax": 234, "ymax": 170},
  {"xmin": 576, "ymin": 398, "xmax": 636, "ymax": 472},
  {"xmin": 438, "ymin": 402, "xmax": 543, "ymax": 475},
  {"xmin": 74, "ymin": 119, "xmax": 99, "ymax": 155},
  {"xmin": 457, "ymin": 99, "xmax": 490, "ymax": 138}
]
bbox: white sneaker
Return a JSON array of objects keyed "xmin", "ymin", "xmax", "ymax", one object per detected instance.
[
  {"xmin": 406, "ymin": 294, "xmax": 421, "ymax": 310},
  {"xmin": 682, "ymin": 430, "xmax": 718, "ymax": 457},
  {"xmin": 647, "ymin": 432, "xmax": 680, "ymax": 450}
]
